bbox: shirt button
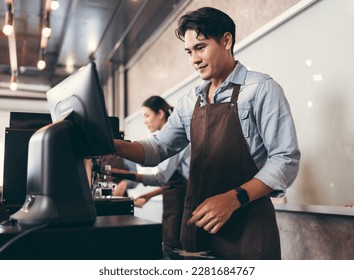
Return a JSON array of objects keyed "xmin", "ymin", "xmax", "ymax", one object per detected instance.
[{"xmin": 230, "ymin": 103, "xmax": 235, "ymax": 107}]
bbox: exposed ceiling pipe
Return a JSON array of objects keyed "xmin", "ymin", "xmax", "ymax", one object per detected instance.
[
  {"xmin": 50, "ymin": 0, "xmax": 77, "ymax": 75},
  {"xmin": 107, "ymin": 0, "xmax": 149, "ymax": 62},
  {"xmin": 89, "ymin": 0, "xmax": 126, "ymax": 62}
]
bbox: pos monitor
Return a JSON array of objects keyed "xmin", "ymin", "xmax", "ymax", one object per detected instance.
[{"xmin": 10, "ymin": 62, "xmax": 115, "ymax": 227}]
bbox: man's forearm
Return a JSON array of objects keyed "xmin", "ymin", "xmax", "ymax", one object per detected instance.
[
  {"xmin": 237, "ymin": 178, "xmax": 273, "ymax": 203},
  {"xmin": 114, "ymin": 140, "xmax": 145, "ymax": 164}
]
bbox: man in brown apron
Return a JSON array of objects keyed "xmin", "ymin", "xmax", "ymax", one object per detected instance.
[
  {"xmin": 113, "ymin": 7, "xmax": 300, "ymax": 259},
  {"xmin": 180, "ymin": 85, "xmax": 280, "ymax": 259}
]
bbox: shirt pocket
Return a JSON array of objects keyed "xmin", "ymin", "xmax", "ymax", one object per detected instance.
[{"xmin": 239, "ymin": 109, "xmax": 250, "ymax": 138}]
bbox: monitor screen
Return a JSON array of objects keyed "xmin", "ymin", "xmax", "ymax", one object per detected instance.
[
  {"xmin": 9, "ymin": 112, "xmax": 52, "ymax": 130},
  {"xmin": 46, "ymin": 62, "xmax": 115, "ymax": 157}
]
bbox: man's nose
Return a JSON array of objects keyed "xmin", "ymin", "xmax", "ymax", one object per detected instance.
[{"xmin": 191, "ymin": 52, "xmax": 202, "ymax": 65}]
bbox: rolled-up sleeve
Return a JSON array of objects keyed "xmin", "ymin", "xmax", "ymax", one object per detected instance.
[{"xmin": 138, "ymin": 139, "xmax": 161, "ymax": 167}]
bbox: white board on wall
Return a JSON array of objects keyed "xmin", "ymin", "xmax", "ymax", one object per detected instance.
[{"xmin": 235, "ymin": 0, "xmax": 354, "ymax": 208}]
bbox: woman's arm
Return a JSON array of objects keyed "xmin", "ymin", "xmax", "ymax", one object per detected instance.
[{"xmin": 134, "ymin": 188, "xmax": 163, "ymax": 208}]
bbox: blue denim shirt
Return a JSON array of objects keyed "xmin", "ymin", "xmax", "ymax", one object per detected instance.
[{"xmin": 138, "ymin": 61, "xmax": 300, "ymax": 197}]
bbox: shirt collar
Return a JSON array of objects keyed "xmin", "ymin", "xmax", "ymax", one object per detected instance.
[{"xmin": 195, "ymin": 61, "xmax": 248, "ymax": 97}]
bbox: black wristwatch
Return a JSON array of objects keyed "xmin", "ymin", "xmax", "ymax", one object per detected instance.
[{"xmin": 235, "ymin": 187, "xmax": 250, "ymax": 206}]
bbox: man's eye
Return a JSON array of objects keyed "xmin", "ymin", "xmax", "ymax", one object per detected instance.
[{"xmin": 197, "ymin": 46, "xmax": 204, "ymax": 51}]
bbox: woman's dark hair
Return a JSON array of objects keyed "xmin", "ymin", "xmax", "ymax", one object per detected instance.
[
  {"xmin": 175, "ymin": 7, "xmax": 236, "ymax": 52},
  {"xmin": 143, "ymin": 95, "xmax": 174, "ymax": 121}
]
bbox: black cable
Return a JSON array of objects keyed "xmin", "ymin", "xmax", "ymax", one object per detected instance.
[{"xmin": 0, "ymin": 222, "xmax": 49, "ymax": 256}]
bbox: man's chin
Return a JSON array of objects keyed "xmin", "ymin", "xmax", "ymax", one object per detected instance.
[{"xmin": 198, "ymin": 73, "xmax": 211, "ymax": 80}]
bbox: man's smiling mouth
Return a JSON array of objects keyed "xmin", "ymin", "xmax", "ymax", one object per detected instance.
[{"xmin": 197, "ymin": 65, "xmax": 207, "ymax": 70}]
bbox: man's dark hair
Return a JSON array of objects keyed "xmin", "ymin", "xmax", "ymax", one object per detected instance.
[{"xmin": 175, "ymin": 7, "xmax": 236, "ymax": 52}]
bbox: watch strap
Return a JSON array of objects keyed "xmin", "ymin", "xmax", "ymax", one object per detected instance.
[{"xmin": 235, "ymin": 187, "xmax": 250, "ymax": 206}]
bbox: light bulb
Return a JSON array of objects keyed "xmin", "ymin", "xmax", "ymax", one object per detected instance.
[
  {"xmin": 51, "ymin": 1, "xmax": 60, "ymax": 10},
  {"xmin": 10, "ymin": 82, "xmax": 17, "ymax": 91},
  {"xmin": 42, "ymin": 26, "xmax": 52, "ymax": 37},
  {"xmin": 37, "ymin": 59, "xmax": 46, "ymax": 70},
  {"xmin": 2, "ymin": 24, "xmax": 14, "ymax": 36}
]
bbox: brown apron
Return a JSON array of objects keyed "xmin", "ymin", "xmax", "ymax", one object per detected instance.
[
  {"xmin": 162, "ymin": 170, "xmax": 187, "ymax": 259},
  {"xmin": 180, "ymin": 85, "xmax": 281, "ymax": 259}
]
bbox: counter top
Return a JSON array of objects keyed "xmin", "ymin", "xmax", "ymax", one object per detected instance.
[{"xmin": 0, "ymin": 215, "xmax": 162, "ymax": 260}]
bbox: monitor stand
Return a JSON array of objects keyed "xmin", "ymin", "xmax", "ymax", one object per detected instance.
[{"xmin": 10, "ymin": 119, "xmax": 96, "ymax": 227}]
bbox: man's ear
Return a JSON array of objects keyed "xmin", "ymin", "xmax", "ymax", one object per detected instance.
[{"xmin": 222, "ymin": 32, "xmax": 233, "ymax": 51}]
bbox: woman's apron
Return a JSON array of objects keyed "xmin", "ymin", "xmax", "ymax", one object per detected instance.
[
  {"xmin": 162, "ymin": 170, "xmax": 187, "ymax": 259},
  {"xmin": 180, "ymin": 85, "xmax": 281, "ymax": 259}
]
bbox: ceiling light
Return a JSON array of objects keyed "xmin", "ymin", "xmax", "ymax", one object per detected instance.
[
  {"xmin": 37, "ymin": 59, "xmax": 46, "ymax": 70},
  {"xmin": 10, "ymin": 82, "xmax": 17, "ymax": 91},
  {"xmin": 37, "ymin": 48, "xmax": 47, "ymax": 70},
  {"xmin": 2, "ymin": 23, "xmax": 14, "ymax": 36},
  {"xmin": 42, "ymin": 26, "xmax": 51, "ymax": 37},
  {"xmin": 42, "ymin": 15, "xmax": 51, "ymax": 37},
  {"xmin": 51, "ymin": 0, "xmax": 60, "ymax": 10},
  {"xmin": 10, "ymin": 73, "xmax": 17, "ymax": 91}
]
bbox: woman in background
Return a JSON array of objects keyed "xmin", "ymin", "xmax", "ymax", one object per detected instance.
[{"xmin": 112, "ymin": 95, "xmax": 190, "ymax": 259}]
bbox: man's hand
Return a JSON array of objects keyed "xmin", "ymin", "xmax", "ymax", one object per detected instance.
[{"xmin": 187, "ymin": 190, "xmax": 239, "ymax": 234}]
